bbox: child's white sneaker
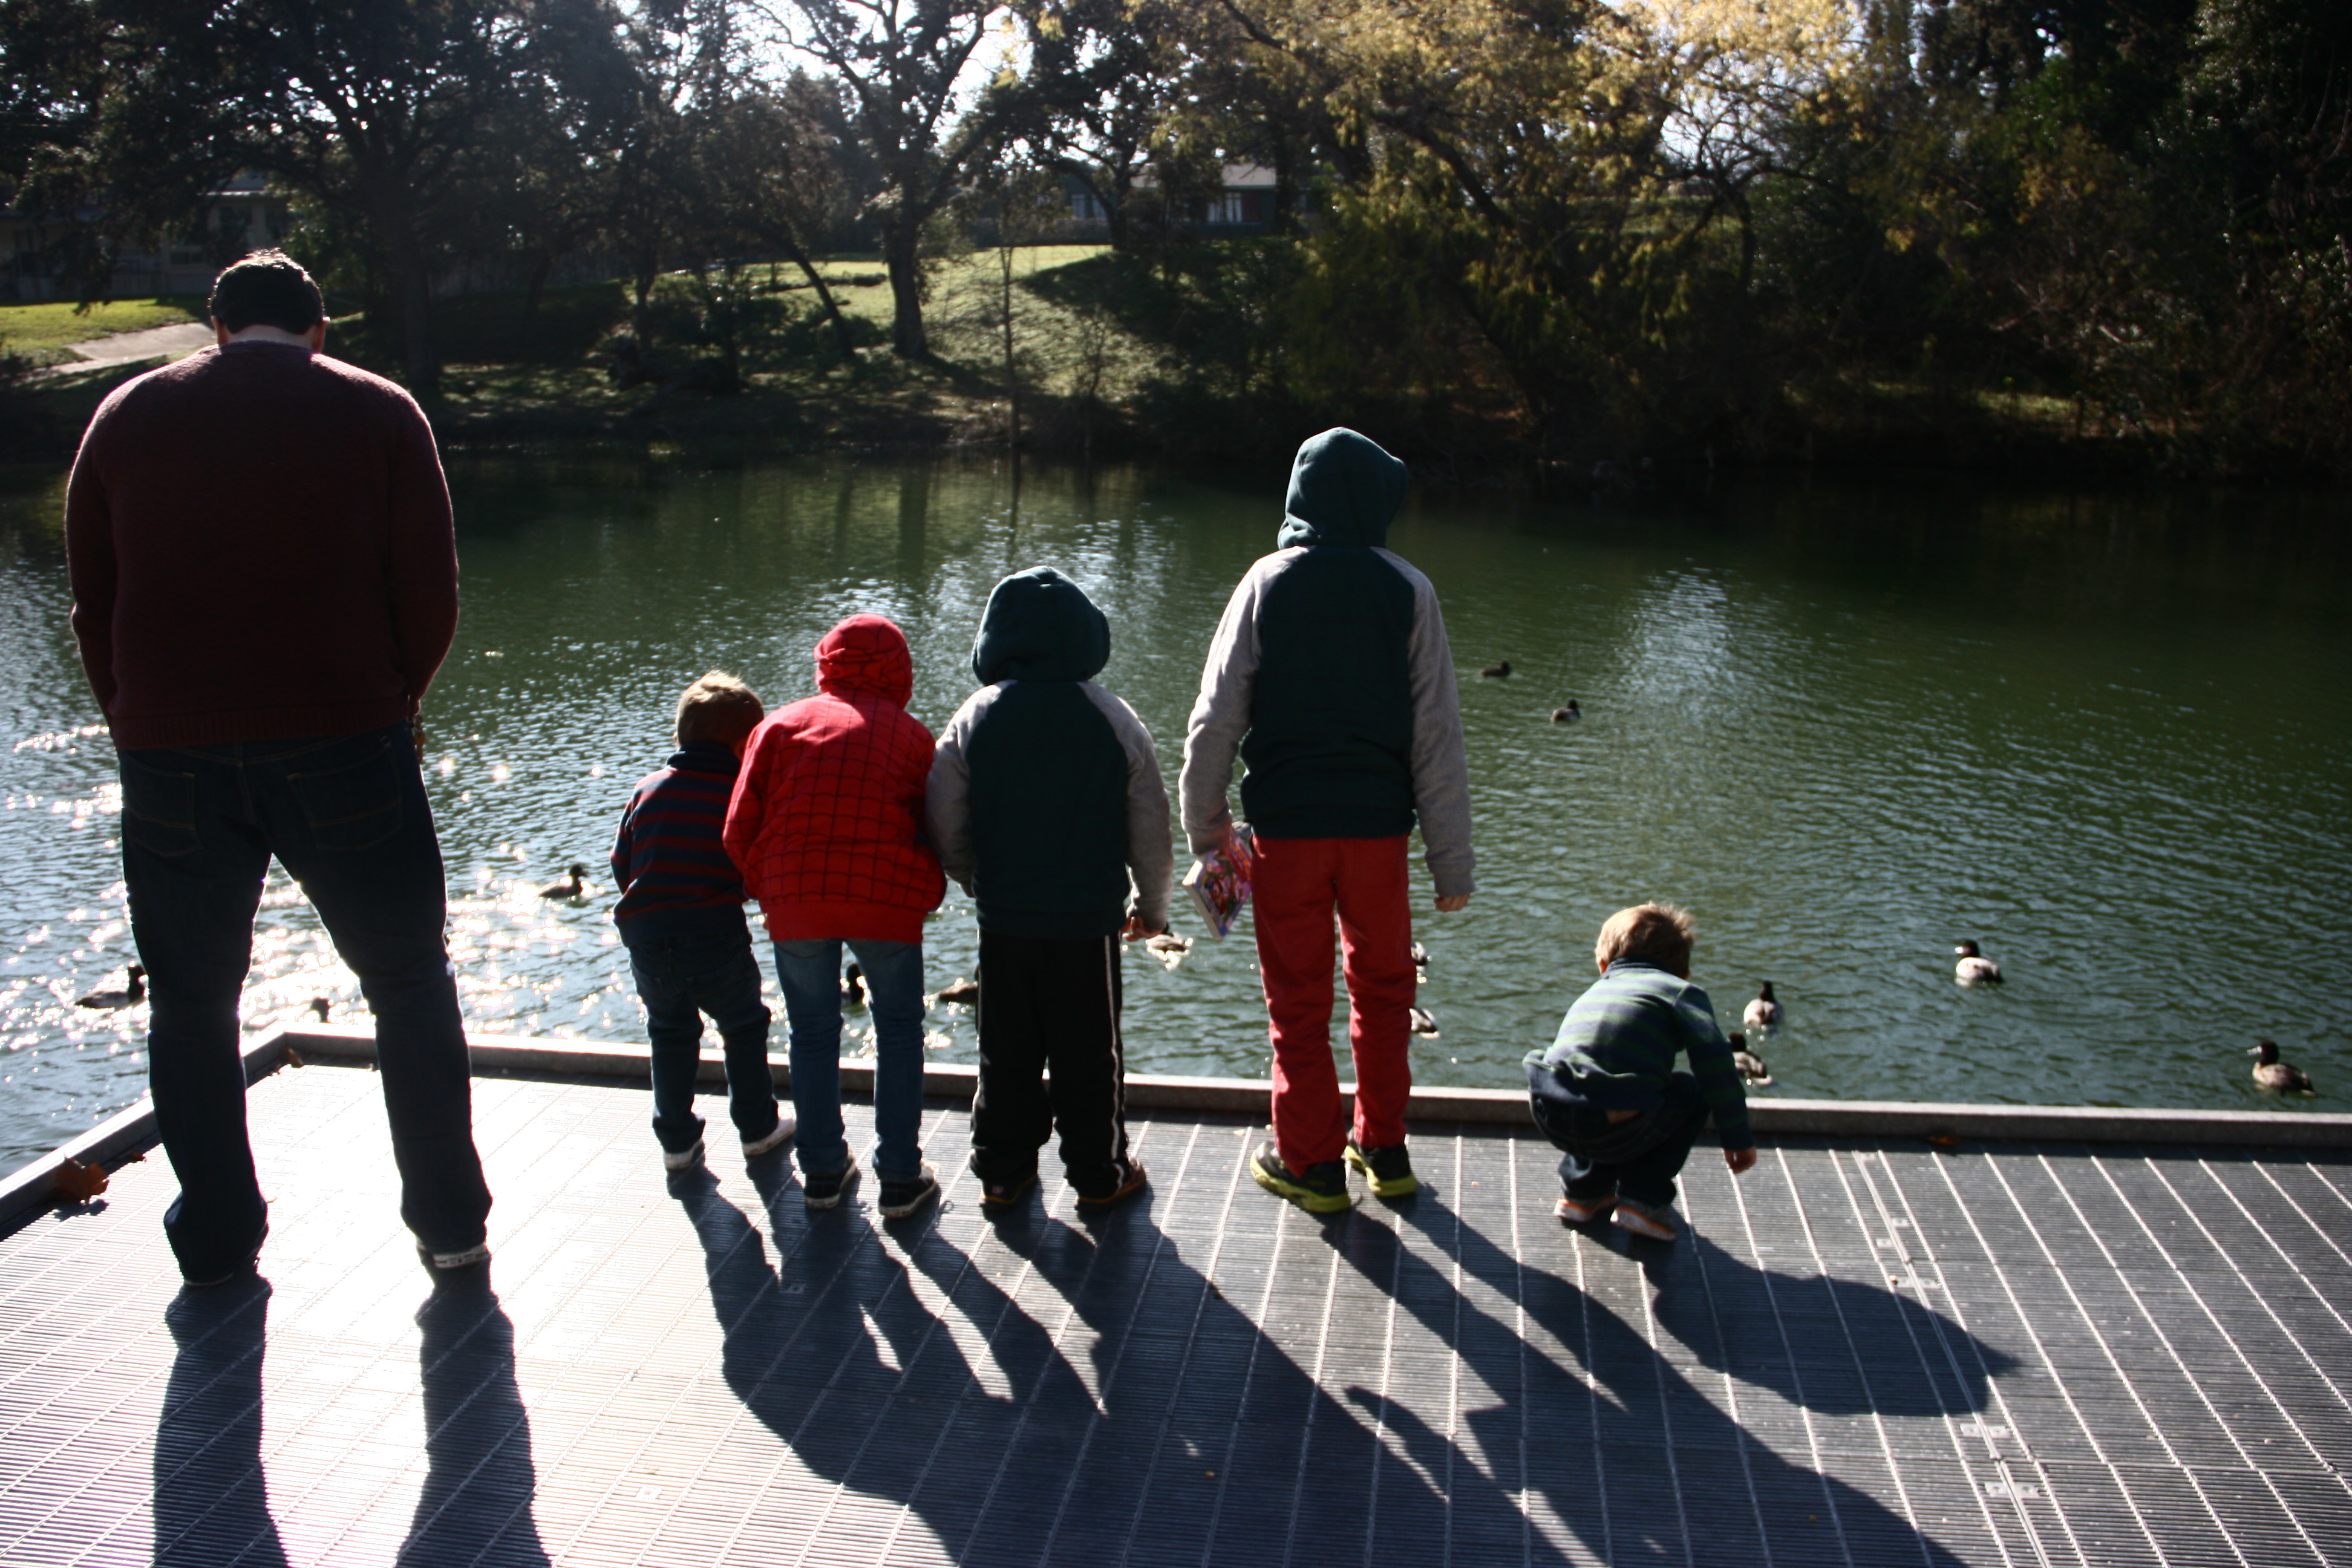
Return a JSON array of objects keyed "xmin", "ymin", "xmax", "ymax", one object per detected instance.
[
  {"xmin": 662, "ymin": 1139, "xmax": 706, "ymax": 1173},
  {"xmin": 742, "ymin": 1114, "xmax": 796, "ymax": 1160},
  {"xmin": 1611, "ymin": 1197, "xmax": 1680, "ymax": 1241}
]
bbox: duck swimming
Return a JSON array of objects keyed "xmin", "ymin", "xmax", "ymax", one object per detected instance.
[
  {"xmin": 1550, "ymin": 701, "xmax": 1581, "ymax": 722},
  {"xmin": 841, "ymin": 963, "xmax": 867, "ymax": 1007},
  {"xmin": 1742, "ymin": 981, "xmax": 1781, "ymax": 1032},
  {"xmin": 538, "ymin": 863, "xmax": 589, "ymax": 899},
  {"xmin": 1726, "ymin": 1028, "xmax": 1772, "ymax": 1086},
  {"xmin": 1480, "ymin": 661, "xmax": 1511, "ymax": 678},
  {"xmin": 75, "ymin": 963, "xmax": 145, "ymax": 1010},
  {"xmin": 2249, "ymin": 1039, "xmax": 2315, "ymax": 1094},
  {"xmin": 934, "ymin": 977, "xmax": 980, "ymax": 1007},
  {"xmin": 310, "ymin": 996, "xmax": 332, "ymax": 1022},
  {"xmin": 1408, "ymin": 1005, "xmax": 1440, "ymax": 1037},
  {"xmin": 1954, "ymin": 941, "xmax": 2004, "ymax": 985},
  {"xmin": 1143, "ymin": 932, "xmax": 1191, "ymax": 971}
]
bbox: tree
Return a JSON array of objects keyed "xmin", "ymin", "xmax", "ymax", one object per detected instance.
[
  {"xmin": 756, "ymin": 0, "xmax": 1030, "ymax": 358},
  {"xmin": 1012, "ymin": 0, "xmax": 1193, "ymax": 250},
  {"xmin": 1212, "ymin": 0, "xmax": 1852, "ymax": 444},
  {"xmin": 6, "ymin": 0, "xmax": 613, "ymax": 391},
  {"xmin": 696, "ymin": 72, "xmax": 864, "ymax": 358}
]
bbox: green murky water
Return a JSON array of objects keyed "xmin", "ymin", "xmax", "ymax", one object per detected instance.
[{"xmin": 4, "ymin": 451, "xmax": 2347, "ymax": 1168}]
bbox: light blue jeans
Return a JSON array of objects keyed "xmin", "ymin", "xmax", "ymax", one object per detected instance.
[{"xmin": 772, "ymin": 938, "xmax": 926, "ymax": 1180}]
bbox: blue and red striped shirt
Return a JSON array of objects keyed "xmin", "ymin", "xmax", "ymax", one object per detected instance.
[{"xmin": 610, "ymin": 742, "xmax": 753, "ymax": 944}]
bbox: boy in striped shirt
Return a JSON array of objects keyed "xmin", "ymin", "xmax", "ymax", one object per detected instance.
[
  {"xmin": 1524, "ymin": 903, "xmax": 1758, "ymax": 1240},
  {"xmin": 611, "ymin": 672, "xmax": 792, "ymax": 1173}
]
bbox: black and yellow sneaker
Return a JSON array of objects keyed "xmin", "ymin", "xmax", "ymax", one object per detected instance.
[
  {"xmin": 1250, "ymin": 1142, "xmax": 1353, "ymax": 1213},
  {"xmin": 1344, "ymin": 1137, "xmax": 1419, "ymax": 1199},
  {"xmin": 1076, "ymin": 1158, "xmax": 1149, "ymax": 1210},
  {"xmin": 972, "ymin": 1158, "xmax": 1037, "ymax": 1209}
]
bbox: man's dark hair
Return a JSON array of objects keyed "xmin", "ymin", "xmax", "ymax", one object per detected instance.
[{"xmin": 207, "ymin": 250, "xmax": 324, "ymax": 335}]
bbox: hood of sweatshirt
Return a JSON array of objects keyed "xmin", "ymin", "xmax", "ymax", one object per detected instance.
[
  {"xmin": 1276, "ymin": 427, "xmax": 1409, "ymax": 549},
  {"xmin": 814, "ymin": 613, "xmax": 913, "ymax": 708},
  {"xmin": 970, "ymin": 566, "xmax": 1109, "ymax": 684}
]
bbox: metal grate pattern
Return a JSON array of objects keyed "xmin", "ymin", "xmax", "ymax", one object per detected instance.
[{"xmin": 0, "ymin": 1065, "xmax": 2347, "ymax": 1567}]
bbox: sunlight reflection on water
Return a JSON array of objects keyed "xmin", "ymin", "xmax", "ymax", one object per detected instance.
[{"xmin": 4, "ymin": 452, "xmax": 2350, "ymax": 1170}]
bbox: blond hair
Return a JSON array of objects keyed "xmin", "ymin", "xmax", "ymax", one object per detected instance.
[
  {"xmin": 674, "ymin": 670, "xmax": 763, "ymax": 748},
  {"xmin": 1594, "ymin": 903, "xmax": 1695, "ymax": 974}
]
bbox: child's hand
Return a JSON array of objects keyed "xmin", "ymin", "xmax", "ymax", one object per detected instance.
[
  {"xmin": 1725, "ymin": 1146, "xmax": 1759, "ymax": 1175},
  {"xmin": 1434, "ymin": 894, "xmax": 1470, "ymax": 912}
]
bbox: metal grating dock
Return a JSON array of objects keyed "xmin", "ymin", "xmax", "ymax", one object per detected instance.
[{"xmin": 2, "ymin": 1063, "xmax": 2348, "ymax": 1567}]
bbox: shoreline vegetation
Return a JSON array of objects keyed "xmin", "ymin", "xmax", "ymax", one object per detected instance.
[
  {"xmin": 0, "ymin": 243, "xmax": 2292, "ymax": 489},
  {"xmin": 7, "ymin": 4, "xmax": 2344, "ymax": 487}
]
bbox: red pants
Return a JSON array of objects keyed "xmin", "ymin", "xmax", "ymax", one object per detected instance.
[{"xmin": 1252, "ymin": 835, "xmax": 1417, "ymax": 1170}]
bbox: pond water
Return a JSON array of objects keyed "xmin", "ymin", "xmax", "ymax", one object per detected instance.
[{"xmin": 4, "ymin": 449, "xmax": 2348, "ymax": 1171}]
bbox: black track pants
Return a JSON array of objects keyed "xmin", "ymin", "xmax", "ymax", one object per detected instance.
[{"xmin": 971, "ymin": 930, "xmax": 1131, "ymax": 1197}]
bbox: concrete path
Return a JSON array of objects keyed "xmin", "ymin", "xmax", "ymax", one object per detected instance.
[
  {"xmin": 1, "ymin": 1062, "xmax": 2347, "ymax": 1566},
  {"xmin": 33, "ymin": 320, "xmax": 212, "ymax": 379}
]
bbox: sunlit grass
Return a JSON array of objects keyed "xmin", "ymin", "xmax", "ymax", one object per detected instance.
[{"xmin": 0, "ymin": 297, "xmax": 207, "ymax": 365}]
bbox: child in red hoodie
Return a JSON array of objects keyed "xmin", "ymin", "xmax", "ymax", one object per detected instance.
[{"xmin": 724, "ymin": 615, "xmax": 947, "ymax": 1216}]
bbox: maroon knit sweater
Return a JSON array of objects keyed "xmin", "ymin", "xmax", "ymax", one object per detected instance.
[{"xmin": 64, "ymin": 340, "xmax": 457, "ymax": 750}]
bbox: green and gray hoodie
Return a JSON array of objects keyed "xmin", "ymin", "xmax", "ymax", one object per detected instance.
[
  {"xmin": 1178, "ymin": 428, "xmax": 1475, "ymax": 896},
  {"xmin": 926, "ymin": 567, "xmax": 1175, "ymax": 939}
]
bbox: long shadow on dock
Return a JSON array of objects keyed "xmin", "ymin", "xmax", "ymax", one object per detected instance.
[
  {"xmin": 676, "ymin": 1165, "xmax": 1580, "ymax": 1566},
  {"xmin": 1320, "ymin": 1194, "xmax": 2008, "ymax": 1564},
  {"xmin": 156, "ymin": 1281, "xmax": 290, "ymax": 1568},
  {"xmin": 401, "ymin": 1282, "xmax": 550, "ymax": 1566}
]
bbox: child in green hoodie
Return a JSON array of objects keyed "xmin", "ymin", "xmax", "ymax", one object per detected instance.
[
  {"xmin": 926, "ymin": 567, "xmax": 1174, "ymax": 1208},
  {"xmin": 1525, "ymin": 903, "xmax": 1759, "ymax": 1241}
]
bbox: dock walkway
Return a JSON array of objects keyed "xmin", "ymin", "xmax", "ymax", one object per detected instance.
[{"xmin": 2, "ymin": 1057, "xmax": 2348, "ymax": 1566}]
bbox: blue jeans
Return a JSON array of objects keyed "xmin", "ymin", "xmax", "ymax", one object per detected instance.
[
  {"xmin": 1530, "ymin": 1070, "xmax": 1711, "ymax": 1207},
  {"xmin": 118, "ymin": 723, "xmax": 489, "ymax": 1275},
  {"xmin": 626, "ymin": 930, "xmax": 777, "ymax": 1152},
  {"xmin": 772, "ymin": 938, "xmax": 925, "ymax": 1180}
]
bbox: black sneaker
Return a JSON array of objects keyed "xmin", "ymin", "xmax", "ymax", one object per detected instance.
[
  {"xmin": 972, "ymin": 1161, "xmax": 1037, "ymax": 1209},
  {"xmin": 1249, "ymin": 1142, "xmax": 1353, "ymax": 1213},
  {"xmin": 878, "ymin": 1163, "xmax": 939, "ymax": 1218},
  {"xmin": 183, "ymin": 1217, "xmax": 270, "ymax": 1288},
  {"xmin": 1076, "ymin": 1158, "xmax": 1149, "ymax": 1209},
  {"xmin": 802, "ymin": 1163, "xmax": 860, "ymax": 1212},
  {"xmin": 1344, "ymin": 1137, "xmax": 1419, "ymax": 1199}
]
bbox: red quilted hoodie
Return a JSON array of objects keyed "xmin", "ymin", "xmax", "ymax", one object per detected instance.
[{"xmin": 724, "ymin": 615, "xmax": 946, "ymax": 944}]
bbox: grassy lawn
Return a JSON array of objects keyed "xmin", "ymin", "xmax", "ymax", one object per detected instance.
[
  {"xmin": 0, "ymin": 297, "xmax": 208, "ymax": 366},
  {"xmin": 416, "ymin": 246, "xmax": 1184, "ymax": 449}
]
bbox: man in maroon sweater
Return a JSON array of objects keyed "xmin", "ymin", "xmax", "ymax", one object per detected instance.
[{"xmin": 65, "ymin": 250, "xmax": 491, "ymax": 1285}]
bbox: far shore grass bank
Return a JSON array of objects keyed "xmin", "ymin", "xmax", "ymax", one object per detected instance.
[{"xmin": 0, "ymin": 247, "xmax": 2284, "ymax": 488}]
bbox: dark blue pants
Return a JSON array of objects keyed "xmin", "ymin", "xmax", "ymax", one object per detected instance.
[
  {"xmin": 626, "ymin": 930, "xmax": 777, "ymax": 1153},
  {"xmin": 1529, "ymin": 1070, "xmax": 1711, "ymax": 1207},
  {"xmin": 119, "ymin": 723, "xmax": 490, "ymax": 1276}
]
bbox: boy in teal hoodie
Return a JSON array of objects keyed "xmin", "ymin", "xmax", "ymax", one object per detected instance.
[
  {"xmin": 1180, "ymin": 428, "xmax": 1475, "ymax": 1211},
  {"xmin": 926, "ymin": 567, "xmax": 1174, "ymax": 1207}
]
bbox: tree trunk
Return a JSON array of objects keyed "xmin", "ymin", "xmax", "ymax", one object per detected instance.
[
  {"xmin": 394, "ymin": 243, "xmax": 439, "ymax": 391},
  {"xmin": 1272, "ymin": 134, "xmax": 1298, "ymax": 237},
  {"xmin": 632, "ymin": 257, "xmax": 658, "ymax": 344},
  {"xmin": 883, "ymin": 220, "xmax": 929, "ymax": 359},
  {"xmin": 1001, "ymin": 243, "xmax": 1019, "ymax": 448},
  {"xmin": 768, "ymin": 230, "xmax": 857, "ymax": 358},
  {"xmin": 1106, "ymin": 177, "xmax": 1131, "ymax": 250}
]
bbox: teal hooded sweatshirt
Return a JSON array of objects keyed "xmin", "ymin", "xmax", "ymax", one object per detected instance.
[{"xmin": 926, "ymin": 567, "xmax": 1174, "ymax": 939}]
